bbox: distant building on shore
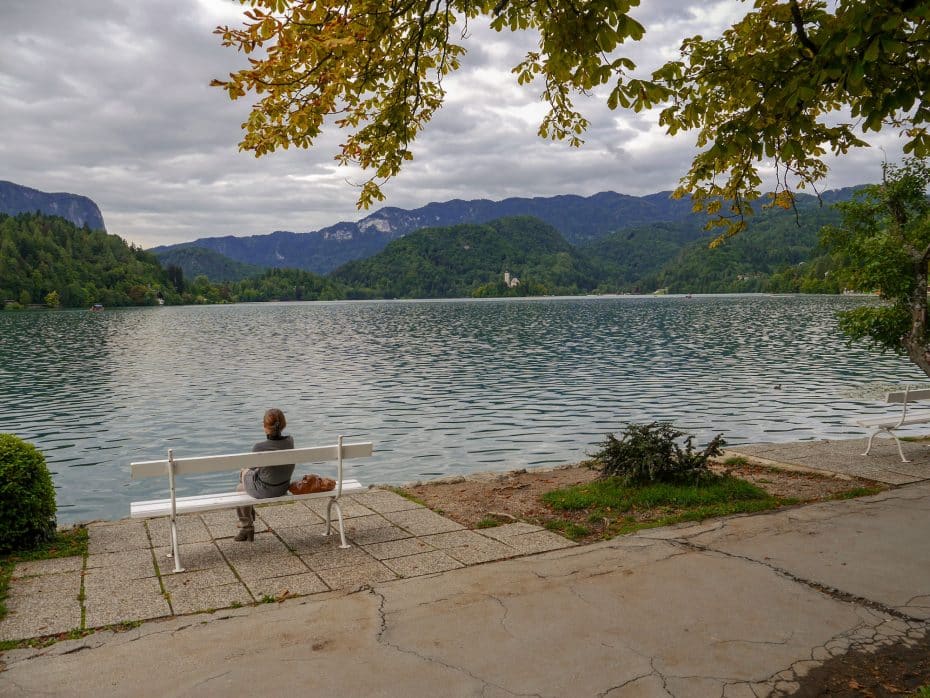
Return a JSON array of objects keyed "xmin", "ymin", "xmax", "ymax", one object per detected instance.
[{"xmin": 503, "ymin": 271, "xmax": 520, "ymax": 288}]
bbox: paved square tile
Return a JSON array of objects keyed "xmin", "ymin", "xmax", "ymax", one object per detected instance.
[
  {"xmin": 381, "ymin": 508, "xmax": 465, "ymax": 535},
  {"xmin": 145, "ymin": 514, "xmax": 213, "ymax": 546},
  {"xmin": 246, "ymin": 572, "xmax": 330, "ymax": 600},
  {"xmin": 382, "ymin": 551, "xmax": 464, "ymax": 578},
  {"xmin": 83, "ymin": 572, "xmax": 169, "ymax": 628},
  {"xmin": 349, "ymin": 525, "xmax": 413, "ymax": 545},
  {"xmin": 343, "ymin": 513, "xmax": 394, "ymax": 532},
  {"xmin": 276, "ymin": 523, "xmax": 332, "ymax": 553},
  {"xmin": 11, "ymin": 556, "xmax": 83, "ymax": 578},
  {"xmin": 168, "ymin": 582, "xmax": 253, "ymax": 616},
  {"xmin": 153, "ymin": 541, "xmax": 226, "ymax": 573},
  {"xmin": 443, "ymin": 539, "xmax": 519, "ymax": 566},
  {"xmin": 419, "ymin": 530, "xmax": 496, "ymax": 549},
  {"xmin": 299, "ymin": 542, "xmax": 377, "ymax": 571},
  {"xmin": 88, "ymin": 520, "xmax": 151, "ymax": 554},
  {"xmin": 502, "ymin": 530, "xmax": 576, "ymax": 554},
  {"xmin": 216, "ymin": 534, "xmax": 310, "ymax": 580},
  {"xmin": 256, "ymin": 501, "xmax": 324, "ymax": 528},
  {"xmin": 200, "ymin": 509, "xmax": 269, "ymax": 539},
  {"xmin": 316, "ymin": 560, "xmax": 397, "ymax": 590},
  {"xmin": 0, "ymin": 571, "xmax": 82, "ymax": 640},
  {"xmin": 473, "ymin": 522, "xmax": 543, "ymax": 542},
  {"xmin": 85, "ymin": 548, "xmax": 158, "ymax": 580},
  {"xmin": 304, "ymin": 497, "xmax": 374, "ymax": 519},
  {"xmin": 362, "ymin": 537, "xmax": 436, "ymax": 560},
  {"xmin": 351, "ymin": 489, "xmax": 425, "ymax": 513}
]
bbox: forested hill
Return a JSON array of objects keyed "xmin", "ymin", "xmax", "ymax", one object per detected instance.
[
  {"xmin": 0, "ymin": 181, "xmax": 106, "ymax": 231},
  {"xmin": 0, "ymin": 212, "xmax": 173, "ymax": 307},
  {"xmin": 154, "ymin": 245, "xmax": 264, "ymax": 282},
  {"xmin": 331, "ymin": 216, "xmax": 598, "ymax": 298}
]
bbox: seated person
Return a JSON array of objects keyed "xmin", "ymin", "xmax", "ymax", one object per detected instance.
[{"xmin": 234, "ymin": 408, "xmax": 294, "ymax": 541}]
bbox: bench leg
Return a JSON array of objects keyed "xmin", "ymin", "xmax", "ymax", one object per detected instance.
[
  {"xmin": 167, "ymin": 515, "xmax": 185, "ymax": 573},
  {"xmin": 893, "ymin": 433, "xmax": 910, "ymax": 463},
  {"xmin": 325, "ymin": 498, "xmax": 351, "ymax": 549},
  {"xmin": 861, "ymin": 428, "xmax": 910, "ymax": 463}
]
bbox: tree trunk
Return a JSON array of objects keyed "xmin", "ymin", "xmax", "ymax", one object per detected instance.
[{"xmin": 905, "ymin": 255, "xmax": 930, "ymax": 376}]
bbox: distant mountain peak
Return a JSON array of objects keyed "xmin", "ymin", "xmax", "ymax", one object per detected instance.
[{"xmin": 0, "ymin": 181, "xmax": 106, "ymax": 231}]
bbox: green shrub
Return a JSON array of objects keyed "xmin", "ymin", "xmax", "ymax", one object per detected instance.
[
  {"xmin": 591, "ymin": 422, "xmax": 726, "ymax": 485},
  {"xmin": 0, "ymin": 434, "xmax": 57, "ymax": 554}
]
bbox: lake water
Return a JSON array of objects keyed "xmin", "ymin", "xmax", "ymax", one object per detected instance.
[{"xmin": 1, "ymin": 295, "xmax": 925, "ymax": 525}]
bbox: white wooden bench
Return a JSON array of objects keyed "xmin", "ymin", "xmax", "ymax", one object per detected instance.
[
  {"xmin": 130, "ymin": 436, "xmax": 373, "ymax": 573},
  {"xmin": 856, "ymin": 386, "xmax": 930, "ymax": 463}
]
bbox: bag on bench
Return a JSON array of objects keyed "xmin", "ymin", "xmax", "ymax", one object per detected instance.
[{"xmin": 289, "ymin": 474, "xmax": 336, "ymax": 495}]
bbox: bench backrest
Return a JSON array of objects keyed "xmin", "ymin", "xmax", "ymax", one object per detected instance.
[
  {"xmin": 885, "ymin": 388, "xmax": 930, "ymax": 404},
  {"xmin": 131, "ymin": 441, "xmax": 374, "ymax": 480}
]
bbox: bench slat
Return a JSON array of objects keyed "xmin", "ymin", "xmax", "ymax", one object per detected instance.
[
  {"xmin": 131, "ymin": 442, "xmax": 373, "ymax": 479},
  {"xmin": 130, "ymin": 479, "xmax": 365, "ymax": 518},
  {"xmin": 885, "ymin": 388, "xmax": 930, "ymax": 403},
  {"xmin": 856, "ymin": 411, "xmax": 930, "ymax": 428}
]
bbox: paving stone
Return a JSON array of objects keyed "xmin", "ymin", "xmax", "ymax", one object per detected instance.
[
  {"xmin": 419, "ymin": 529, "xmax": 496, "ymax": 549},
  {"xmin": 229, "ymin": 552, "xmax": 310, "ymax": 582},
  {"xmin": 200, "ymin": 509, "xmax": 269, "ymax": 539},
  {"xmin": 276, "ymin": 524, "xmax": 333, "ymax": 553},
  {"xmin": 83, "ymin": 572, "xmax": 169, "ymax": 628},
  {"xmin": 85, "ymin": 549, "xmax": 158, "ymax": 580},
  {"xmin": 87, "ymin": 520, "xmax": 151, "ymax": 554},
  {"xmin": 473, "ymin": 522, "xmax": 544, "ymax": 542},
  {"xmin": 153, "ymin": 541, "xmax": 226, "ymax": 574},
  {"xmin": 304, "ymin": 497, "xmax": 373, "ymax": 519},
  {"xmin": 350, "ymin": 489, "xmax": 425, "ymax": 513},
  {"xmin": 11, "ymin": 556, "xmax": 83, "ymax": 578},
  {"xmin": 145, "ymin": 514, "xmax": 213, "ymax": 546},
  {"xmin": 381, "ymin": 550, "xmax": 464, "ymax": 578},
  {"xmin": 0, "ymin": 572, "xmax": 82, "ymax": 641},
  {"xmin": 160, "ymin": 564, "xmax": 239, "ymax": 588},
  {"xmin": 246, "ymin": 572, "xmax": 330, "ymax": 600},
  {"xmin": 342, "ymin": 513, "xmax": 395, "ymax": 532},
  {"xmin": 501, "ymin": 530, "xmax": 576, "ymax": 554},
  {"xmin": 443, "ymin": 539, "xmax": 520, "ymax": 566},
  {"xmin": 316, "ymin": 560, "xmax": 397, "ymax": 590},
  {"xmin": 362, "ymin": 537, "xmax": 436, "ymax": 560},
  {"xmin": 167, "ymin": 582, "xmax": 253, "ymax": 616},
  {"xmin": 256, "ymin": 501, "xmax": 324, "ymax": 528},
  {"xmin": 299, "ymin": 542, "xmax": 378, "ymax": 572},
  {"xmin": 381, "ymin": 508, "xmax": 465, "ymax": 535},
  {"xmin": 349, "ymin": 525, "xmax": 413, "ymax": 546}
]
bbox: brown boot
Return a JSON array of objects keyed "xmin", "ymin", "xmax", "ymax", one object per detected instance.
[{"xmin": 235, "ymin": 505, "xmax": 255, "ymax": 542}]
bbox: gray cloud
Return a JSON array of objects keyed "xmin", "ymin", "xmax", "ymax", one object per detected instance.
[{"xmin": 0, "ymin": 0, "xmax": 904, "ymax": 248}]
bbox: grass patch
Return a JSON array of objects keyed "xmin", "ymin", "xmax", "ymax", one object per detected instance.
[
  {"xmin": 541, "ymin": 475, "xmax": 787, "ymax": 540},
  {"xmin": 0, "ymin": 526, "xmax": 88, "ymax": 621},
  {"xmin": 475, "ymin": 517, "xmax": 502, "ymax": 529},
  {"xmin": 386, "ymin": 487, "xmax": 427, "ymax": 508},
  {"xmin": 830, "ymin": 485, "xmax": 886, "ymax": 500},
  {"xmin": 544, "ymin": 519, "xmax": 590, "ymax": 541},
  {"xmin": 723, "ymin": 456, "xmax": 749, "ymax": 466}
]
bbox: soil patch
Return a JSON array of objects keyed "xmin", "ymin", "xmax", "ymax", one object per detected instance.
[{"xmin": 399, "ymin": 461, "xmax": 885, "ymax": 543}]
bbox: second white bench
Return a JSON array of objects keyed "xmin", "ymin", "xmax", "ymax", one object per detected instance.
[
  {"xmin": 856, "ymin": 386, "xmax": 930, "ymax": 463},
  {"xmin": 130, "ymin": 436, "xmax": 373, "ymax": 572}
]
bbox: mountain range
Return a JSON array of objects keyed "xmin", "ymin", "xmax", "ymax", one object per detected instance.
[
  {"xmin": 151, "ymin": 190, "xmax": 701, "ymax": 275},
  {"xmin": 0, "ymin": 181, "xmax": 106, "ymax": 231}
]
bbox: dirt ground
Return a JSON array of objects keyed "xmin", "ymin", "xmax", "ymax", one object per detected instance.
[
  {"xmin": 400, "ymin": 462, "xmax": 930, "ymax": 696},
  {"xmin": 400, "ymin": 460, "xmax": 883, "ymax": 541}
]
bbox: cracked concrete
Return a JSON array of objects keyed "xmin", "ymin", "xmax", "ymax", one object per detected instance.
[{"xmin": 1, "ymin": 481, "xmax": 929, "ymax": 695}]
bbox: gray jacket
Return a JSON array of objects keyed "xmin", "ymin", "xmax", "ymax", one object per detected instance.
[{"xmin": 242, "ymin": 435, "xmax": 295, "ymax": 498}]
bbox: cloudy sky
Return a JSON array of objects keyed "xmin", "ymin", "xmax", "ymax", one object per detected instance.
[{"xmin": 2, "ymin": 1, "xmax": 907, "ymax": 249}]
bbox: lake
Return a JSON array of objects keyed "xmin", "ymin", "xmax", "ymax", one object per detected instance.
[{"xmin": 1, "ymin": 294, "xmax": 925, "ymax": 525}]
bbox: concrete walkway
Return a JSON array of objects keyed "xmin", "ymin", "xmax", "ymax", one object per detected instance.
[
  {"xmin": 1, "ymin": 480, "xmax": 928, "ymax": 696},
  {"xmin": 2, "ymin": 437, "xmax": 929, "ymax": 696},
  {"xmin": 725, "ymin": 435, "xmax": 930, "ymax": 485}
]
